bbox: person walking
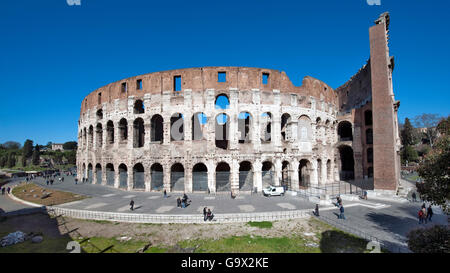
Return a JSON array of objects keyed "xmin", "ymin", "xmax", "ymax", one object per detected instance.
[
  {"xmin": 422, "ymin": 206, "xmax": 428, "ymax": 224},
  {"xmin": 46, "ymin": 180, "xmax": 49, "ymax": 186},
  {"xmin": 314, "ymin": 204, "xmax": 320, "ymax": 217},
  {"xmin": 7, "ymin": 187, "xmax": 11, "ymax": 194},
  {"xmin": 130, "ymin": 199, "xmax": 135, "ymax": 211},
  {"xmin": 339, "ymin": 205, "xmax": 345, "ymax": 220},
  {"xmin": 1, "ymin": 187, "xmax": 5, "ymax": 195},
  {"xmin": 427, "ymin": 205, "xmax": 433, "ymax": 222},
  {"xmin": 177, "ymin": 197, "xmax": 181, "ymax": 208},
  {"xmin": 418, "ymin": 209, "xmax": 424, "ymax": 224},
  {"xmin": 411, "ymin": 192, "xmax": 417, "ymax": 202},
  {"xmin": 163, "ymin": 189, "xmax": 167, "ymax": 198},
  {"xmin": 203, "ymin": 207, "xmax": 208, "ymax": 221}
]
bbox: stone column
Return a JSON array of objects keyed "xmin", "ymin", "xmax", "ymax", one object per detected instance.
[
  {"xmin": 253, "ymin": 159, "xmax": 262, "ymax": 192},
  {"xmin": 207, "ymin": 159, "xmax": 216, "ymax": 193},
  {"xmin": 274, "ymin": 158, "xmax": 282, "ymax": 186},
  {"xmin": 291, "ymin": 159, "xmax": 299, "ymax": 190},
  {"xmin": 127, "ymin": 122, "xmax": 134, "ymax": 150},
  {"xmin": 144, "ymin": 122, "xmax": 151, "ymax": 149},
  {"xmin": 163, "ymin": 119, "xmax": 171, "ymax": 145},
  {"xmin": 102, "ymin": 163, "xmax": 107, "ymax": 185},
  {"xmin": 310, "ymin": 159, "xmax": 318, "ymax": 186},
  {"xmin": 230, "ymin": 157, "xmax": 239, "ymax": 194},
  {"xmin": 145, "ymin": 166, "xmax": 151, "ymax": 192},
  {"xmin": 163, "ymin": 163, "xmax": 171, "ymax": 192},
  {"xmin": 114, "ymin": 168, "xmax": 120, "ymax": 188},
  {"xmin": 184, "ymin": 163, "xmax": 193, "ymax": 193},
  {"xmin": 114, "ymin": 121, "xmax": 119, "ymax": 149},
  {"xmin": 321, "ymin": 158, "xmax": 327, "ymax": 186},
  {"xmin": 128, "ymin": 165, "xmax": 134, "ymax": 191}
]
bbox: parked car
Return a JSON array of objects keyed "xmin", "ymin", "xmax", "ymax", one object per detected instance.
[{"xmin": 262, "ymin": 186, "xmax": 285, "ymax": 197}]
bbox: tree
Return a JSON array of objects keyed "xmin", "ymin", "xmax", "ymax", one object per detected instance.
[
  {"xmin": 416, "ymin": 117, "xmax": 450, "ymax": 213},
  {"xmin": 2, "ymin": 141, "xmax": 21, "ymax": 150},
  {"xmin": 401, "ymin": 118, "xmax": 420, "ymax": 146},
  {"xmin": 32, "ymin": 145, "xmax": 40, "ymax": 165},
  {"xmin": 407, "ymin": 225, "xmax": 449, "ymax": 253},
  {"xmin": 22, "ymin": 139, "xmax": 34, "ymax": 159},
  {"xmin": 413, "ymin": 114, "xmax": 443, "ymax": 147},
  {"xmin": 7, "ymin": 153, "xmax": 16, "ymax": 168},
  {"xmin": 64, "ymin": 150, "xmax": 77, "ymax": 165},
  {"xmin": 0, "ymin": 155, "xmax": 7, "ymax": 167},
  {"xmin": 63, "ymin": 141, "xmax": 78, "ymax": 150},
  {"xmin": 401, "ymin": 145, "xmax": 419, "ymax": 164},
  {"xmin": 21, "ymin": 155, "xmax": 27, "ymax": 167}
]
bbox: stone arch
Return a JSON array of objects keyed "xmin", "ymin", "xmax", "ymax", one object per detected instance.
[
  {"xmin": 96, "ymin": 109, "xmax": 103, "ymax": 120},
  {"xmin": 281, "ymin": 113, "xmax": 291, "ymax": 141},
  {"xmin": 262, "ymin": 161, "xmax": 274, "ymax": 188},
  {"xmin": 134, "ymin": 99, "xmax": 145, "ymax": 114},
  {"xmin": 133, "ymin": 163, "xmax": 145, "ymax": 189},
  {"xmin": 298, "ymin": 115, "xmax": 312, "ymax": 141},
  {"xmin": 281, "ymin": 161, "xmax": 291, "ymax": 190},
  {"xmin": 338, "ymin": 145, "xmax": 355, "ymax": 180},
  {"xmin": 170, "ymin": 163, "xmax": 185, "ymax": 192},
  {"xmin": 119, "ymin": 118, "xmax": 128, "ymax": 142},
  {"xmin": 260, "ymin": 112, "xmax": 272, "ymax": 142},
  {"xmin": 216, "ymin": 162, "xmax": 231, "ymax": 192},
  {"xmin": 106, "ymin": 163, "xmax": 115, "ymax": 186},
  {"xmin": 88, "ymin": 126, "xmax": 94, "ymax": 148},
  {"xmin": 150, "ymin": 163, "xmax": 164, "ymax": 191},
  {"xmin": 95, "ymin": 163, "xmax": 102, "ymax": 185},
  {"xmin": 337, "ymin": 121, "xmax": 352, "ymax": 141},
  {"xmin": 96, "ymin": 123, "xmax": 103, "ymax": 148},
  {"xmin": 326, "ymin": 159, "xmax": 332, "ymax": 182},
  {"xmin": 298, "ymin": 159, "xmax": 311, "ymax": 188},
  {"xmin": 118, "ymin": 163, "xmax": 128, "ymax": 189},
  {"xmin": 215, "ymin": 113, "xmax": 229, "ymax": 149},
  {"xmin": 192, "ymin": 163, "xmax": 208, "ymax": 192},
  {"xmin": 150, "ymin": 114, "xmax": 163, "ymax": 143},
  {"xmin": 239, "ymin": 161, "xmax": 253, "ymax": 191},
  {"xmin": 170, "ymin": 113, "xmax": 184, "ymax": 141},
  {"xmin": 106, "ymin": 120, "xmax": 114, "ymax": 144},
  {"xmin": 192, "ymin": 112, "xmax": 207, "ymax": 141},
  {"xmin": 133, "ymin": 117, "xmax": 145, "ymax": 148},
  {"xmin": 215, "ymin": 94, "xmax": 230, "ymax": 109},
  {"xmin": 238, "ymin": 112, "xmax": 252, "ymax": 143},
  {"xmin": 87, "ymin": 163, "xmax": 93, "ymax": 183}
]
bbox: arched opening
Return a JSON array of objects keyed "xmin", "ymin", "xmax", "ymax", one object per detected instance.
[
  {"xmin": 338, "ymin": 145, "xmax": 355, "ymax": 180},
  {"xmin": 299, "ymin": 159, "xmax": 311, "ymax": 188},
  {"xmin": 261, "ymin": 112, "xmax": 272, "ymax": 142},
  {"xmin": 170, "ymin": 113, "xmax": 184, "ymax": 141},
  {"xmin": 193, "ymin": 163, "xmax": 208, "ymax": 192},
  {"xmin": 298, "ymin": 115, "xmax": 312, "ymax": 141},
  {"xmin": 281, "ymin": 113, "xmax": 291, "ymax": 141},
  {"xmin": 317, "ymin": 159, "xmax": 322, "ymax": 185},
  {"xmin": 134, "ymin": 99, "xmax": 145, "ymax": 114},
  {"xmin": 133, "ymin": 118, "xmax": 145, "ymax": 148},
  {"xmin": 367, "ymin": 148, "xmax": 373, "ymax": 163},
  {"xmin": 365, "ymin": 110, "xmax": 373, "ymax": 126},
  {"xmin": 281, "ymin": 161, "xmax": 291, "ymax": 190},
  {"xmin": 106, "ymin": 163, "xmax": 115, "ymax": 186},
  {"xmin": 87, "ymin": 163, "xmax": 93, "ymax": 184},
  {"xmin": 239, "ymin": 161, "xmax": 253, "ymax": 191},
  {"xmin": 133, "ymin": 163, "xmax": 145, "ymax": 189},
  {"xmin": 119, "ymin": 118, "xmax": 128, "ymax": 142},
  {"xmin": 215, "ymin": 113, "xmax": 229, "ymax": 149},
  {"xmin": 118, "ymin": 164, "xmax": 128, "ymax": 189},
  {"xmin": 96, "ymin": 123, "xmax": 103, "ymax": 148},
  {"xmin": 262, "ymin": 161, "xmax": 274, "ymax": 188},
  {"xmin": 327, "ymin": 159, "xmax": 332, "ymax": 182},
  {"xmin": 170, "ymin": 163, "xmax": 185, "ymax": 191},
  {"xmin": 192, "ymin": 112, "xmax": 207, "ymax": 140},
  {"xmin": 366, "ymin": 129, "xmax": 373, "ymax": 144},
  {"xmin": 96, "ymin": 109, "xmax": 103, "ymax": 120},
  {"xmin": 150, "ymin": 115, "xmax": 164, "ymax": 143},
  {"xmin": 216, "ymin": 162, "xmax": 231, "ymax": 192},
  {"xmin": 238, "ymin": 112, "xmax": 252, "ymax": 143},
  {"xmin": 150, "ymin": 163, "xmax": 164, "ymax": 191},
  {"xmin": 107, "ymin": 121, "xmax": 114, "ymax": 144},
  {"xmin": 83, "ymin": 128, "xmax": 87, "ymax": 148},
  {"xmin": 88, "ymin": 126, "xmax": 94, "ymax": 148},
  {"xmin": 215, "ymin": 94, "xmax": 230, "ymax": 109},
  {"xmin": 338, "ymin": 121, "xmax": 353, "ymax": 141},
  {"xmin": 95, "ymin": 163, "xmax": 102, "ymax": 185}
]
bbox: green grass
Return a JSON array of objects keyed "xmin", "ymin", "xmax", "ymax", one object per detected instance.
[
  {"xmin": 76, "ymin": 237, "xmax": 169, "ymax": 253},
  {"xmin": 247, "ymin": 221, "xmax": 273, "ymax": 229}
]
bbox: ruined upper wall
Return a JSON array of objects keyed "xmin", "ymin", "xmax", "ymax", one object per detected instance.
[
  {"xmin": 80, "ymin": 67, "xmax": 338, "ymax": 115},
  {"xmin": 335, "ymin": 61, "xmax": 372, "ymax": 113}
]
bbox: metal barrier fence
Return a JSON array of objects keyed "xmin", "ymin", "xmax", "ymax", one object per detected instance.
[
  {"xmin": 296, "ymin": 181, "xmax": 366, "ymax": 199},
  {"xmin": 44, "ymin": 206, "xmax": 312, "ymax": 224}
]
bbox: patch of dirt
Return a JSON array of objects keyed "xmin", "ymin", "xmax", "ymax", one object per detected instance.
[
  {"xmin": 63, "ymin": 217, "xmax": 324, "ymax": 247},
  {"xmin": 12, "ymin": 182, "xmax": 86, "ymax": 206}
]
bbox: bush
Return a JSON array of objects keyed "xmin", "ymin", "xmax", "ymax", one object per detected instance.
[{"xmin": 407, "ymin": 225, "xmax": 450, "ymax": 253}]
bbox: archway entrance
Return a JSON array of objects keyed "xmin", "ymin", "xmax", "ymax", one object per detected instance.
[
  {"xmin": 299, "ymin": 159, "xmax": 311, "ymax": 188},
  {"xmin": 171, "ymin": 163, "xmax": 185, "ymax": 191},
  {"xmin": 151, "ymin": 163, "xmax": 164, "ymax": 191},
  {"xmin": 118, "ymin": 164, "xmax": 128, "ymax": 189},
  {"xmin": 193, "ymin": 163, "xmax": 208, "ymax": 192},
  {"xmin": 262, "ymin": 161, "xmax": 274, "ymax": 188},
  {"xmin": 106, "ymin": 163, "xmax": 114, "ymax": 186},
  {"xmin": 133, "ymin": 163, "xmax": 145, "ymax": 189},
  {"xmin": 338, "ymin": 145, "xmax": 355, "ymax": 180},
  {"xmin": 239, "ymin": 161, "xmax": 253, "ymax": 191},
  {"xmin": 216, "ymin": 162, "xmax": 230, "ymax": 192}
]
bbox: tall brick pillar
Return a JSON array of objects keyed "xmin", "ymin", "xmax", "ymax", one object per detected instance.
[{"xmin": 369, "ymin": 13, "xmax": 400, "ymax": 192}]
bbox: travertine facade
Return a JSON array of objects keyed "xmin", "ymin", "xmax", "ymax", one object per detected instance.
[{"xmin": 77, "ymin": 12, "xmax": 400, "ymax": 194}]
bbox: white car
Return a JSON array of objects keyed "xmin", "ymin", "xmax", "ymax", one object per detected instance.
[{"xmin": 262, "ymin": 186, "xmax": 285, "ymax": 197}]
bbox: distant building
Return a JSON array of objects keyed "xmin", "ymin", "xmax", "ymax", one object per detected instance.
[{"xmin": 52, "ymin": 143, "xmax": 64, "ymax": 151}]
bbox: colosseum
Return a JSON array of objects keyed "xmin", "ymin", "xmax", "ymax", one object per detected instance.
[{"xmin": 77, "ymin": 12, "xmax": 401, "ymax": 195}]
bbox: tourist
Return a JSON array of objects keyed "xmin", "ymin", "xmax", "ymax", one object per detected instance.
[
  {"xmin": 411, "ymin": 192, "xmax": 417, "ymax": 202},
  {"xmin": 314, "ymin": 204, "xmax": 320, "ymax": 217},
  {"xmin": 163, "ymin": 189, "xmax": 167, "ymax": 198},
  {"xmin": 203, "ymin": 207, "xmax": 208, "ymax": 221},
  {"xmin": 1, "ymin": 187, "xmax": 5, "ymax": 195},
  {"xmin": 181, "ymin": 200, "xmax": 186, "ymax": 208},
  {"xmin": 177, "ymin": 197, "xmax": 181, "ymax": 208},
  {"xmin": 46, "ymin": 180, "xmax": 49, "ymax": 186},
  {"xmin": 207, "ymin": 208, "xmax": 214, "ymax": 221},
  {"xmin": 418, "ymin": 209, "xmax": 424, "ymax": 224},
  {"xmin": 75, "ymin": 178, "xmax": 78, "ymax": 185},
  {"xmin": 339, "ymin": 205, "xmax": 345, "ymax": 220},
  {"xmin": 427, "ymin": 205, "xmax": 433, "ymax": 222},
  {"xmin": 422, "ymin": 206, "xmax": 427, "ymax": 224},
  {"xmin": 363, "ymin": 190, "xmax": 368, "ymax": 200},
  {"xmin": 7, "ymin": 187, "xmax": 11, "ymax": 194},
  {"xmin": 130, "ymin": 199, "xmax": 135, "ymax": 211}
]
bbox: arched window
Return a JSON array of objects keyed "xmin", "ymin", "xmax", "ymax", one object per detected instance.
[
  {"xmin": 107, "ymin": 121, "xmax": 114, "ymax": 144},
  {"xmin": 366, "ymin": 129, "xmax": 373, "ymax": 144},
  {"xmin": 281, "ymin": 113, "xmax": 291, "ymax": 141},
  {"xmin": 215, "ymin": 94, "xmax": 230, "ymax": 109},
  {"xmin": 134, "ymin": 100, "xmax": 145, "ymax": 114},
  {"xmin": 239, "ymin": 161, "xmax": 253, "ymax": 191},
  {"xmin": 151, "ymin": 115, "xmax": 164, "ymax": 143},
  {"xmin": 133, "ymin": 118, "xmax": 145, "ymax": 148},
  {"xmin": 96, "ymin": 123, "xmax": 103, "ymax": 148},
  {"xmin": 261, "ymin": 112, "xmax": 272, "ymax": 142},
  {"xmin": 170, "ymin": 113, "xmax": 184, "ymax": 141},
  {"xmin": 96, "ymin": 109, "xmax": 103, "ymax": 120},
  {"xmin": 298, "ymin": 115, "xmax": 312, "ymax": 141},
  {"xmin": 119, "ymin": 118, "xmax": 128, "ymax": 141},
  {"xmin": 337, "ymin": 121, "xmax": 353, "ymax": 141},
  {"xmin": 133, "ymin": 163, "xmax": 145, "ymax": 189},
  {"xmin": 215, "ymin": 113, "xmax": 229, "ymax": 149},
  {"xmin": 365, "ymin": 110, "xmax": 373, "ymax": 126},
  {"xmin": 238, "ymin": 112, "xmax": 252, "ymax": 143}
]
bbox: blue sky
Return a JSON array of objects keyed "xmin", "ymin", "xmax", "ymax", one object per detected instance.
[{"xmin": 0, "ymin": 0, "xmax": 449, "ymax": 145}]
